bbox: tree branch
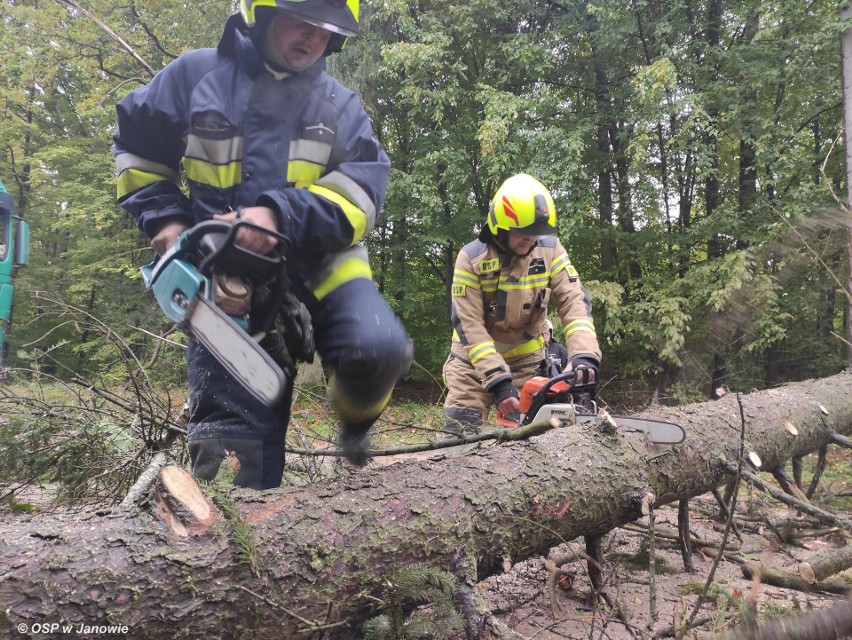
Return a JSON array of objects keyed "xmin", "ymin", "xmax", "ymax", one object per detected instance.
[{"xmin": 54, "ymin": 0, "xmax": 156, "ymax": 77}]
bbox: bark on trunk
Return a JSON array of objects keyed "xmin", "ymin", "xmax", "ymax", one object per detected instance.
[
  {"xmin": 2, "ymin": 373, "xmax": 852, "ymax": 638},
  {"xmin": 708, "ymin": 595, "xmax": 852, "ymax": 640},
  {"xmin": 798, "ymin": 546, "xmax": 852, "ymax": 584},
  {"xmin": 741, "ymin": 562, "xmax": 851, "ymax": 596}
]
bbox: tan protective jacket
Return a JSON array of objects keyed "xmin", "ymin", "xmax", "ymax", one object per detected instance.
[{"xmin": 448, "ymin": 235, "xmax": 601, "ymax": 394}]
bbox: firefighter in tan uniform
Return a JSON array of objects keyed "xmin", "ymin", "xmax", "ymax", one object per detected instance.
[{"xmin": 443, "ymin": 174, "xmax": 602, "ymax": 434}]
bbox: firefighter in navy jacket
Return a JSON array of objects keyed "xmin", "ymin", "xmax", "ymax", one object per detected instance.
[
  {"xmin": 443, "ymin": 174, "xmax": 601, "ymax": 434},
  {"xmin": 114, "ymin": 0, "xmax": 412, "ymax": 488}
]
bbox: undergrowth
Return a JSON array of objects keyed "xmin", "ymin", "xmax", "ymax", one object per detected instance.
[{"xmin": 361, "ymin": 563, "xmax": 464, "ymax": 639}]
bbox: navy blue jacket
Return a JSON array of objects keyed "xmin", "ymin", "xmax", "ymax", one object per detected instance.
[{"xmin": 114, "ymin": 14, "xmax": 389, "ymax": 291}]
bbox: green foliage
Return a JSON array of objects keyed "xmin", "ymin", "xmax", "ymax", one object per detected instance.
[
  {"xmin": 0, "ymin": 294, "xmax": 186, "ymax": 505},
  {"xmin": 0, "ymin": 0, "xmax": 848, "ymax": 403},
  {"xmin": 668, "ymin": 380, "xmax": 709, "ymax": 406},
  {"xmin": 0, "ymin": 378, "xmax": 180, "ymax": 504},
  {"xmin": 362, "ymin": 563, "xmax": 464, "ymax": 639},
  {"xmin": 800, "ymin": 447, "xmax": 852, "ymax": 512},
  {"xmin": 709, "ymin": 587, "xmax": 750, "ymax": 631},
  {"xmin": 204, "ymin": 478, "xmax": 262, "ymax": 576}
]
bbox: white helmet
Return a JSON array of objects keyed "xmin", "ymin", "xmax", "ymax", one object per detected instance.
[{"xmin": 546, "ymin": 319, "xmax": 554, "ymax": 333}]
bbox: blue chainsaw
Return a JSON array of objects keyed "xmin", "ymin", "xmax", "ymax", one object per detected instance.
[{"xmin": 141, "ymin": 219, "xmax": 289, "ymax": 406}]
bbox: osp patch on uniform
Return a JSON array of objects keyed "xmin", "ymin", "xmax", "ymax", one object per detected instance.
[
  {"xmin": 452, "ymin": 284, "xmax": 466, "ymax": 297},
  {"xmin": 566, "ymin": 262, "xmax": 579, "ymax": 279},
  {"xmin": 480, "ymin": 258, "xmax": 500, "ymax": 274}
]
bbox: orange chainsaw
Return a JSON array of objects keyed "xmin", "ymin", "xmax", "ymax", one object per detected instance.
[{"xmin": 509, "ymin": 369, "xmax": 686, "ymax": 445}]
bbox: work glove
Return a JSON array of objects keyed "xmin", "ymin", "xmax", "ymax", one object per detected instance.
[
  {"xmin": 255, "ymin": 290, "xmax": 314, "ymax": 378},
  {"xmin": 567, "ymin": 356, "xmax": 598, "ymax": 388},
  {"xmin": 491, "ymin": 379, "xmax": 521, "ymax": 427},
  {"xmin": 251, "ymin": 264, "xmax": 314, "ymax": 378}
]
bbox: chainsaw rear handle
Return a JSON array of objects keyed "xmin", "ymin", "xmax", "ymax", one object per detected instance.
[
  {"xmin": 532, "ymin": 369, "xmax": 598, "ymax": 402},
  {"xmin": 141, "ymin": 219, "xmax": 289, "ymax": 292},
  {"xmin": 185, "ymin": 219, "xmax": 290, "ymax": 282},
  {"xmin": 183, "ymin": 218, "xmax": 289, "ymax": 250}
]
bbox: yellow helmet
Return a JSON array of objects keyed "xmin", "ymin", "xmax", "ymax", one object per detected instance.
[
  {"xmin": 240, "ymin": 0, "xmax": 359, "ymax": 53},
  {"xmin": 484, "ymin": 173, "xmax": 556, "ymax": 238}
]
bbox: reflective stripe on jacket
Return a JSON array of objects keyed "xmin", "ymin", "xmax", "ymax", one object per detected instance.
[
  {"xmin": 449, "ymin": 236, "xmax": 601, "ymax": 392},
  {"xmin": 113, "ymin": 14, "xmax": 389, "ymax": 298}
]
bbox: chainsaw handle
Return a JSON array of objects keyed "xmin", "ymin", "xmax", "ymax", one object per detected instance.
[
  {"xmin": 182, "ymin": 219, "xmax": 234, "ymax": 245},
  {"xmin": 533, "ymin": 369, "xmax": 576, "ymax": 398},
  {"xmin": 184, "ymin": 220, "xmax": 290, "ymax": 281},
  {"xmin": 184, "ymin": 219, "xmax": 289, "ymax": 254}
]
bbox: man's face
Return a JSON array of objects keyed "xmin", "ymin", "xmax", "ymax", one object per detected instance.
[
  {"xmin": 506, "ymin": 231, "xmax": 537, "ymax": 256},
  {"xmin": 270, "ymin": 11, "xmax": 332, "ymax": 70}
]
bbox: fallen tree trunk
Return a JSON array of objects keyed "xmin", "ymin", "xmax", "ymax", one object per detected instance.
[
  {"xmin": 2, "ymin": 372, "xmax": 852, "ymax": 637},
  {"xmin": 706, "ymin": 595, "xmax": 852, "ymax": 640},
  {"xmin": 798, "ymin": 546, "xmax": 852, "ymax": 584},
  {"xmin": 741, "ymin": 562, "xmax": 851, "ymax": 596}
]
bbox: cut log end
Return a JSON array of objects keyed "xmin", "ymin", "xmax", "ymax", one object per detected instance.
[
  {"xmin": 747, "ymin": 451, "xmax": 763, "ymax": 468},
  {"xmin": 154, "ymin": 465, "xmax": 221, "ymax": 537},
  {"xmin": 798, "ymin": 561, "xmax": 817, "ymax": 584},
  {"xmin": 784, "ymin": 419, "xmax": 799, "ymax": 436}
]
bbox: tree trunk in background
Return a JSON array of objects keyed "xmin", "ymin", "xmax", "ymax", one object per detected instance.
[
  {"xmin": 2, "ymin": 372, "xmax": 852, "ymax": 637},
  {"xmin": 391, "ymin": 216, "xmax": 408, "ymax": 307},
  {"xmin": 818, "ymin": 253, "xmax": 840, "ymax": 341},
  {"xmin": 704, "ymin": 0, "xmax": 725, "ymax": 397},
  {"xmin": 609, "ymin": 120, "xmax": 643, "ymax": 280},
  {"xmin": 840, "ymin": 1, "xmax": 852, "ymax": 364},
  {"xmin": 439, "ymin": 176, "xmax": 456, "ymax": 312},
  {"xmin": 711, "ymin": 351, "xmax": 726, "ymax": 398},
  {"xmin": 764, "ymin": 341, "xmax": 785, "ymax": 387},
  {"xmin": 737, "ymin": 138, "xmax": 756, "ymax": 252},
  {"xmin": 703, "ymin": 0, "xmax": 722, "ymax": 261},
  {"xmin": 588, "ymin": 12, "xmax": 618, "ymax": 277},
  {"xmin": 736, "ymin": 8, "xmax": 759, "ymax": 254}
]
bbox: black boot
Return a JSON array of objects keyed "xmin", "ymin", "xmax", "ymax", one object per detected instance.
[
  {"xmin": 443, "ymin": 407, "xmax": 483, "ymax": 438},
  {"xmin": 338, "ymin": 419, "xmax": 374, "ymax": 467}
]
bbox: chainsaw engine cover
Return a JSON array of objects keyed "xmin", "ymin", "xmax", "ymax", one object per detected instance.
[
  {"xmin": 519, "ymin": 375, "xmax": 572, "ymax": 415},
  {"xmin": 526, "ymin": 403, "xmax": 577, "ymax": 426}
]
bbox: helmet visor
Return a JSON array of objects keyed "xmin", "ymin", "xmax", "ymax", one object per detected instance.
[
  {"xmin": 282, "ymin": 0, "xmax": 358, "ymax": 36},
  {"xmin": 284, "ymin": 10, "xmax": 357, "ymax": 36},
  {"xmin": 516, "ymin": 218, "xmax": 555, "ymax": 236}
]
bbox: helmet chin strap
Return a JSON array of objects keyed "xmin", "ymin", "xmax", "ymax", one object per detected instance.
[{"xmin": 492, "ymin": 229, "xmax": 510, "ymax": 253}]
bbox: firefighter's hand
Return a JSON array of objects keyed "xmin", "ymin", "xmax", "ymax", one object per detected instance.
[
  {"xmin": 151, "ymin": 220, "xmax": 190, "ymax": 256},
  {"xmin": 215, "ymin": 207, "xmax": 279, "ymax": 255},
  {"xmin": 567, "ymin": 356, "xmax": 598, "ymax": 387},
  {"xmin": 497, "ymin": 396, "xmax": 521, "ymax": 427}
]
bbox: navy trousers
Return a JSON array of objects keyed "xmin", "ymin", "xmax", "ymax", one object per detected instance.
[{"xmin": 187, "ymin": 277, "xmax": 412, "ymax": 488}]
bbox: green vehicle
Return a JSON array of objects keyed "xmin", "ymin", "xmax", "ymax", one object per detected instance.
[{"xmin": 0, "ymin": 180, "xmax": 29, "ymax": 370}]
